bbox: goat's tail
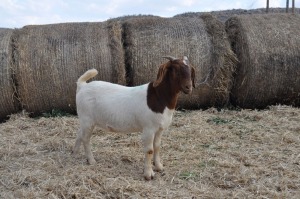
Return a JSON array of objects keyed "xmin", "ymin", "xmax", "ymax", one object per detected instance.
[{"xmin": 77, "ymin": 69, "xmax": 98, "ymax": 91}]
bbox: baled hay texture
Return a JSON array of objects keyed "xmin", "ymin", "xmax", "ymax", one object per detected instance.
[
  {"xmin": 199, "ymin": 14, "xmax": 238, "ymax": 107},
  {"xmin": 123, "ymin": 15, "xmax": 236, "ymax": 109},
  {"xmin": 12, "ymin": 21, "xmax": 125, "ymax": 116},
  {"xmin": 226, "ymin": 14, "xmax": 300, "ymax": 108},
  {"xmin": 0, "ymin": 106, "xmax": 299, "ymax": 198},
  {"xmin": 0, "ymin": 28, "xmax": 19, "ymax": 122},
  {"xmin": 175, "ymin": 8, "xmax": 300, "ymax": 23},
  {"xmin": 107, "ymin": 20, "xmax": 126, "ymax": 85}
]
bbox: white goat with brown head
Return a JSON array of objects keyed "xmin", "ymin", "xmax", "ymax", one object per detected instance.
[{"xmin": 73, "ymin": 56, "xmax": 195, "ymax": 180}]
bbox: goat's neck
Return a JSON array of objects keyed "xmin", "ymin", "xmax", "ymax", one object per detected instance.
[{"xmin": 147, "ymin": 80, "xmax": 180, "ymax": 114}]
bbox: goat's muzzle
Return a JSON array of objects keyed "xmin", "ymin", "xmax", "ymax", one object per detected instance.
[{"xmin": 182, "ymin": 84, "xmax": 193, "ymax": 94}]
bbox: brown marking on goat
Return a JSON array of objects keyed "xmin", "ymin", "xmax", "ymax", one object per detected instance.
[
  {"xmin": 148, "ymin": 150, "xmax": 153, "ymax": 155},
  {"xmin": 147, "ymin": 57, "xmax": 195, "ymax": 113}
]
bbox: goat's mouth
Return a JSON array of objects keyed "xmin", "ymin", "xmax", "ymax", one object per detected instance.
[{"xmin": 182, "ymin": 87, "xmax": 192, "ymax": 94}]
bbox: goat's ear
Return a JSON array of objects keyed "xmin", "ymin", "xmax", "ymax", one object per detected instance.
[
  {"xmin": 153, "ymin": 64, "xmax": 168, "ymax": 87},
  {"xmin": 191, "ymin": 66, "xmax": 196, "ymax": 88}
]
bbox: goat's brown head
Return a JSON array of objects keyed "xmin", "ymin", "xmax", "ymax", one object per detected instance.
[{"xmin": 153, "ymin": 56, "xmax": 195, "ymax": 94}]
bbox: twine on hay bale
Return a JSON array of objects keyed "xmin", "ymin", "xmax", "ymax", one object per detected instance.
[
  {"xmin": 226, "ymin": 14, "xmax": 300, "ymax": 108},
  {"xmin": 122, "ymin": 14, "xmax": 237, "ymax": 108},
  {"xmin": 0, "ymin": 28, "xmax": 20, "ymax": 121},
  {"xmin": 12, "ymin": 21, "xmax": 125, "ymax": 116}
]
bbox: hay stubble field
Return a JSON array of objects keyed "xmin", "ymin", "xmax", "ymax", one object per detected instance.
[{"xmin": 1, "ymin": 106, "xmax": 299, "ymax": 198}]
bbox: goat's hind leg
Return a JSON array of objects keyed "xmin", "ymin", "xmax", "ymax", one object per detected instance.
[
  {"xmin": 74, "ymin": 123, "xmax": 96, "ymax": 165},
  {"xmin": 82, "ymin": 125, "xmax": 96, "ymax": 164},
  {"xmin": 72, "ymin": 129, "xmax": 82, "ymax": 155}
]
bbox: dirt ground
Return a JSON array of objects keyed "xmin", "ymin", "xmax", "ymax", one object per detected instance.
[{"xmin": 0, "ymin": 105, "xmax": 299, "ymax": 198}]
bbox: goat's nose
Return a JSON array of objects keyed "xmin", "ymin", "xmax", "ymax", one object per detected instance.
[
  {"xmin": 184, "ymin": 84, "xmax": 192, "ymax": 94},
  {"xmin": 185, "ymin": 83, "xmax": 192, "ymax": 89}
]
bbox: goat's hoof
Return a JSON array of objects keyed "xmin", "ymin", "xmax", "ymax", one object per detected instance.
[
  {"xmin": 144, "ymin": 170, "xmax": 155, "ymax": 180},
  {"xmin": 71, "ymin": 150, "xmax": 78, "ymax": 156},
  {"xmin": 154, "ymin": 163, "xmax": 164, "ymax": 172},
  {"xmin": 87, "ymin": 158, "xmax": 96, "ymax": 165}
]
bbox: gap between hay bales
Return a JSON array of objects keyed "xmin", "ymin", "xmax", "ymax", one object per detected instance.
[{"xmin": 200, "ymin": 14, "xmax": 238, "ymax": 108}]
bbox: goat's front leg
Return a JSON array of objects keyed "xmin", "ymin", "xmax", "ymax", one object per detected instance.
[
  {"xmin": 141, "ymin": 128, "xmax": 155, "ymax": 180},
  {"xmin": 153, "ymin": 129, "xmax": 164, "ymax": 172}
]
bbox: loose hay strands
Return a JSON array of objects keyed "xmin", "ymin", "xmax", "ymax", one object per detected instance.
[
  {"xmin": 107, "ymin": 20, "xmax": 126, "ymax": 85},
  {"xmin": 0, "ymin": 28, "xmax": 19, "ymax": 122},
  {"xmin": 122, "ymin": 15, "xmax": 237, "ymax": 109},
  {"xmin": 226, "ymin": 14, "xmax": 300, "ymax": 108},
  {"xmin": 0, "ymin": 106, "xmax": 299, "ymax": 198},
  {"xmin": 12, "ymin": 21, "xmax": 126, "ymax": 116},
  {"xmin": 200, "ymin": 14, "xmax": 238, "ymax": 107}
]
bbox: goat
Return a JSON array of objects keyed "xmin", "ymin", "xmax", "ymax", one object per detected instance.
[{"xmin": 73, "ymin": 56, "xmax": 195, "ymax": 180}]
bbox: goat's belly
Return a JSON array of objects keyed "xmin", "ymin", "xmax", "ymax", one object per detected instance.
[
  {"xmin": 95, "ymin": 118, "xmax": 142, "ymax": 133},
  {"xmin": 104, "ymin": 123, "xmax": 141, "ymax": 133}
]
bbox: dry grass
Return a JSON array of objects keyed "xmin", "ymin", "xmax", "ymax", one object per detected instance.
[{"xmin": 1, "ymin": 106, "xmax": 300, "ymax": 198}]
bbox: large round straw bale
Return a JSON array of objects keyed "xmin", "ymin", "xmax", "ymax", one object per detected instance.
[
  {"xmin": 175, "ymin": 8, "xmax": 300, "ymax": 23},
  {"xmin": 123, "ymin": 14, "xmax": 237, "ymax": 108},
  {"xmin": 0, "ymin": 28, "xmax": 19, "ymax": 121},
  {"xmin": 13, "ymin": 21, "xmax": 125, "ymax": 115},
  {"xmin": 226, "ymin": 14, "xmax": 300, "ymax": 108}
]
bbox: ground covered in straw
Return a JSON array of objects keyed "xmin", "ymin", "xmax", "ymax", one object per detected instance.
[{"xmin": 0, "ymin": 106, "xmax": 299, "ymax": 198}]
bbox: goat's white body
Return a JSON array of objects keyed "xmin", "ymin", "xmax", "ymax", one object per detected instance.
[
  {"xmin": 73, "ymin": 69, "xmax": 175, "ymax": 180},
  {"xmin": 76, "ymin": 81, "xmax": 174, "ymax": 133}
]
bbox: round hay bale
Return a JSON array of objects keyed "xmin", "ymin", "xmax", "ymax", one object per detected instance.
[
  {"xmin": 0, "ymin": 28, "xmax": 20, "ymax": 121},
  {"xmin": 122, "ymin": 14, "xmax": 237, "ymax": 108},
  {"xmin": 13, "ymin": 21, "xmax": 125, "ymax": 115},
  {"xmin": 226, "ymin": 14, "xmax": 300, "ymax": 108},
  {"xmin": 175, "ymin": 8, "xmax": 300, "ymax": 23}
]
